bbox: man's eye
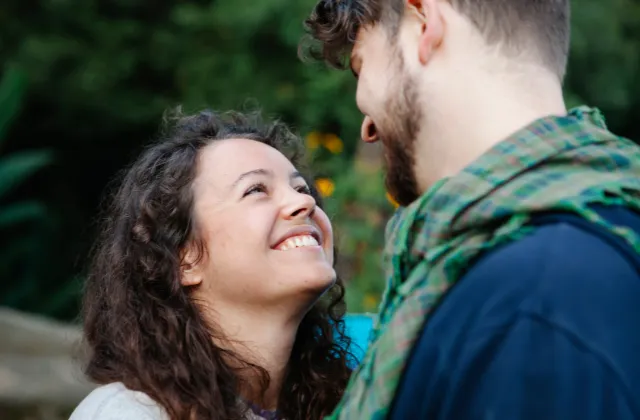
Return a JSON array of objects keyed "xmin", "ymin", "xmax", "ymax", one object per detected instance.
[{"xmin": 243, "ymin": 183, "xmax": 267, "ymax": 197}]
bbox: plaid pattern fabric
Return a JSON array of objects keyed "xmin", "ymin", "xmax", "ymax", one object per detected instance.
[{"xmin": 328, "ymin": 106, "xmax": 640, "ymax": 420}]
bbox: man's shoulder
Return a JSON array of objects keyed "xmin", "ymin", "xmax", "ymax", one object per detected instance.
[
  {"xmin": 393, "ymin": 210, "xmax": 640, "ymax": 420},
  {"xmin": 459, "ymin": 209, "xmax": 640, "ymax": 306},
  {"xmin": 70, "ymin": 382, "xmax": 168, "ymax": 420},
  {"xmin": 474, "ymin": 212, "xmax": 637, "ymax": 276},
  {"xmin": 433, "ymin": 206, "xmax": 640, "ymax": 345}
]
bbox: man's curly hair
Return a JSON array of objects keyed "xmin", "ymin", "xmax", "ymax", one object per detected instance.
[
  {"xmin": 300, "ymin": 0, "xmax": 570, "ymax": 78},
  {"xmin": 299, "ymin": 0, "xmax": 400, "ymax": 69}
]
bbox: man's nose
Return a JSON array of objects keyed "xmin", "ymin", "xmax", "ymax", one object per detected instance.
[{"xmin": 361, "ymin": 116, "xmax": 378, "ymax": 143}]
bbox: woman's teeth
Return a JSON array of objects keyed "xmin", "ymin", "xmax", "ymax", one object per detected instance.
[{"xmin": 276, "ymin": 235, "xmax": 319, "ymax": 251}]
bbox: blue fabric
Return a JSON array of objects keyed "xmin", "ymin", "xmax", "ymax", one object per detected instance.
[
  {"xmin": 343, "ymin": 313, "xmax": 374, "ymax": 364},
  {"xmin": 390, "ymin": 205, "xmax": 640, "ymax": 419}
]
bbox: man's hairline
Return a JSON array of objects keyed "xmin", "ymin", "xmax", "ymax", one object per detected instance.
[
  {"xmin": 315, "ymin": 0, "xmax": 567, "ymax": 79},
  {"xmin": 345, "ymin": 22, "xmax": 566, "ymax": 81},
  {"xmin": 347, "ymin": 23, "xmax": 393, "ymax": 76}
]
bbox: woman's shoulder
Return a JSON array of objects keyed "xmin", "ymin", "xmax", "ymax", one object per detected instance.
[{"xmin": 69, "ymin": 382, "xmax": 169, "ymax": 420}]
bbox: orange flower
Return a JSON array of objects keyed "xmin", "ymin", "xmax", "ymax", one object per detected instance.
[
  {"xmin": 305, "ymin": 131, "xmax": 322, "ymax": 150},
  {"xmin": 386, "ymin": 191, "xmax": 399, "ymax": 208},
  {"xmin": 315, "ymin": 178, "xmax": 335, "ymax": 197},
  {"xmin": 322, "ymin": 133, "xmax": 344, "ymax": 154}
]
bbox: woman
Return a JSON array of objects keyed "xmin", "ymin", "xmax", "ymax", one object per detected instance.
[{"xmin": 71, "ymin": 109, "xmax": 357, "ymax": 419}]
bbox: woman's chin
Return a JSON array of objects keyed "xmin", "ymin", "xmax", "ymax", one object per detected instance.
[{"xmin": 282, "ymin": 265, "xmax": 337, "ymax": 298}]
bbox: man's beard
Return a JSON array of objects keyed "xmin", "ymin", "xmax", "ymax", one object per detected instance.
[{"xmin": 376, "ymin": 54, "xmax": 422, "ymax": 207}]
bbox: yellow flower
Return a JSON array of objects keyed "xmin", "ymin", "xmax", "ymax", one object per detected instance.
[
  {"xmin": 315, "ymin": 178, "xmax": 335, "ymax": 197},
  {"xmin": 322, "ymin": 133, "xmax": 344, "ymax": 154},
  {"xmin": 305, "ymin": 131, "xmax": 322, "ymax": 150},
  {"xmin": 363, "ymin": 293, "xmax": 378, "ymax": 311},
  {"xmin": 386, "ymin": 191, "xmax": 399, "ymax": 208}
]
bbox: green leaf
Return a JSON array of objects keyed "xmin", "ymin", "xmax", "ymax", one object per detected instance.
[
  {"xmin": 0, "ymin": 150, "xmax": 53, "ymax": 198},
  {"xmin": 0, "ymin": 66, "xmax": 27, "ymax": 146},
  {"xmin": 0, "ymin": 201, "xmax": 48, "ymax": 228}
]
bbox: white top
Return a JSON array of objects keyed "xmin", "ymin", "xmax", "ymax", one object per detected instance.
[
  {"xmin": 70, "ymin": 382, "xmax": 270, "ymax": 419},
  {"xmin": 69, "ymin": 382, "xmax": 169, "ymax": 420}
]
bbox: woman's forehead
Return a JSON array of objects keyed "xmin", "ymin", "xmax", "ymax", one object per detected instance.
[{"xmin": 196, "ymin": 138, "xmax": 298, "ymax": 187}]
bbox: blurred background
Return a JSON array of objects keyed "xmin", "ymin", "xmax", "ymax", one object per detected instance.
[{"xmin": 0, "ymin": 0, "xmax": 639, "ymax": 418}]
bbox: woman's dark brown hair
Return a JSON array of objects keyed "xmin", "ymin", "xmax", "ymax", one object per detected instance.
[{"xmin": 82, "ymin": 109, "xmax": 355, "ymax": 419}]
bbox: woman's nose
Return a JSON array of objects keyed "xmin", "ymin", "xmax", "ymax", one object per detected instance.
[
  {"xmin": 361, "ymin": 116, "xmax": 378, "ymax": 143},
  {"xmin": 284, "ymin": 191, "xmax": 316, "ymax": 219}
]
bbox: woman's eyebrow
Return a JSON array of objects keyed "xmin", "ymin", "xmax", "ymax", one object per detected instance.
[
  {"xmin": 230, "ymin": 169, "xmax": 303, "ymax": 190},
  {"xmin": 231, "ymin": 168, "xmax": 273, "ymax": 189}
]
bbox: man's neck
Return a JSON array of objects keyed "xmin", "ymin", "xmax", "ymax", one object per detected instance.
[{"xmin": 414, "ymin": 66, "xmax": 567, "ymax": 192}]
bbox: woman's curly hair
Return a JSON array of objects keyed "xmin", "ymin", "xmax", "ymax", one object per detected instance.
[{"xmin": 82, "ymin": 109, "xmax": 356, "ymax": 419}]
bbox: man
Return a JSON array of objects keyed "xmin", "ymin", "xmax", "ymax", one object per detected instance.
[{"xmin": 301, "ymin": 0, "xmax": 640, "ymax": 419}]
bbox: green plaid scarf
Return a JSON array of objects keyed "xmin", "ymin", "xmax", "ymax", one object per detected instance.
[{"xmin": 329, "ymin": 106, "xmax": 640, "ymax": 419}]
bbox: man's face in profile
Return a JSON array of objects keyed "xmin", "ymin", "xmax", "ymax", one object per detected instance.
[{"xmin": 351, "ymin": 25, "xmax": 422, "ymax": 207}]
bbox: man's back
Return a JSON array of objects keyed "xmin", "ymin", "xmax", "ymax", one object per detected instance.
[{"xmin": 391, "ymin": 205, "xmax": 640, "ymax": 419}]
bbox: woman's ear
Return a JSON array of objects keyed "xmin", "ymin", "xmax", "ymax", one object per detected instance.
[
  {"xmin": 181, "ymin": 265, "xmax": 202, "ymax": 287},
  {"xmin": 180, "ymin": 245, "xmax": 203, "ymax": 287}
]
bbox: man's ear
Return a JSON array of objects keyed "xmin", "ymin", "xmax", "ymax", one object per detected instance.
[
  {"xmin": 407, "ymin": 0, "xmax": 444, "ymax": 65},
  {"xmin": 180, "ymin": 245, "xmax": 203, "ymax": 287}
]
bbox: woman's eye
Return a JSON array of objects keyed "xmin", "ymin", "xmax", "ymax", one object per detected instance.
[
  {"xmin": 296, "ymin": 185, "xmax": 311, "ymax": 195},
  {"xmin": 243, "ymin": 183, "xmax": 267, "ymax": 197}
]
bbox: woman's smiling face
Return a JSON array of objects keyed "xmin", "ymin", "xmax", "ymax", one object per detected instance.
[{"xmin": 183, "ymin": 137, "xmax": 335, "ymax": 311}]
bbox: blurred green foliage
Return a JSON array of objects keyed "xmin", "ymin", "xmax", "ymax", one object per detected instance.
[
  {"xmin": 0, "ymin": 66, "xmax": 59, "ymax": 312},
  {"xmin": 0, "ymin": 0, "xmax": 639, "ymax": 318}
]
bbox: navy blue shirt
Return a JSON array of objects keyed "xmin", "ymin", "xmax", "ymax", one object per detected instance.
[{"xmin": 390, "ymin": 206, "xmax": 640, "ymax": 419}]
